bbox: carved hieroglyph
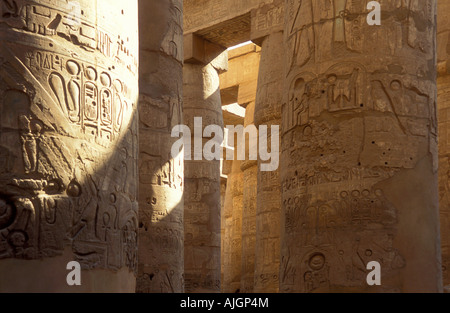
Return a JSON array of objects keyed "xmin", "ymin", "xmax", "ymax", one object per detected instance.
[
  {"xmin": 438, "ymin": 0, "xmax": 450, "ymax": 288},
  {"xmin": 281, "ymin": 0, "xmax": 441, "ymax": 293},
  {"xmin": 0, "ymin": 0, "xmax": 139, "ymax": 291},
  {"xmin": 183, "ymin": 62, "xmax": 223, "ymax": 293},
  {"xmin": 137, "ymin": 0, "xmax": 184, "ymax": 293},
  {"xmin": 254, "ymin": 32, "xmax": 283, "ymax": 293}
]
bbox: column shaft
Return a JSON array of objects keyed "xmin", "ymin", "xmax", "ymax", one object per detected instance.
[
  {"xmin": 281, "ymin": 0, "xmax": 441, "ymax": 293},
  {"xmin": 183, "ymin": 62, "xmax": 223, "ymax": 293},
  {"xmin": 438, "ymin": 0, "xmax": 450, "ymax": 288},
  {"xmin": 0, "ymin": 0, "xmax": 139, "ymax": 292},
  {"xmin": 254, "ymin": 32, "xmax": 283, "ymax": 293},
  {"xmin": 222, "ymin": 157, "xmax": 244, "ymax": 293},
  {"xmin": 240, "ymin": 101, "xmax": 258, "ymax": 293},
  {"xmin": 137, "ymin": 0, "xmax": 184, "ymax": 293}
]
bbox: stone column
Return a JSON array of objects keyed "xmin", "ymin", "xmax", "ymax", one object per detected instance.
[
  {"xmin": 0, "ymin": 0, "xmax": 139, "ymax": 292},
  {"xmin": 251, "ymin": 34, "xmax": 284, "ymax": 293},
  {"xmin": 281, "ymin": 0, "xmax": 441, "ymax": 293},
  {"xmin": 240, "ymin": 101, "xmax": 258, "ymax": 293},
  {"xmin": 438, "ymin": 0, "xmax": 450, "ymax": 289},
  {"xmin": 220, "ymin": 175, "xmax": 227, "ymax": 289},
  {"xmin": 250, "ymin": 2, "xmax": 284, "ymax": 294},
  {"xmin": 222, "ymin": 157, "xmax": 244, "ymax": 293},
  {"xmin": 137, "ymin": 0, "xmax": 184, "ymax": 293},
  {"xmin": 221, "ymin": 104, "xmax": 246, "ymax": 293},
  {"xmin": 183, "ymin": 34, "xmax": 226, "ymax": 293},
  {"xmin": 218, "ymin": 43, "xmax": 261, "ymax": 293},
  {"xmin": 221, "ymin": 160, "xmax": 232, "ymax": 293}
]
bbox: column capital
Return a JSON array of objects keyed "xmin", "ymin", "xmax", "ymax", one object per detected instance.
[
  {"xmin": 184, "ymin": 33, "xmax": 228, "ymax": 73},
  {"xmin": 250, "ymin": 0, "xmax": 284, "ymax": 46}
]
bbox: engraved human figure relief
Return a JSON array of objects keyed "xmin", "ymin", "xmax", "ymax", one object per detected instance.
[
  {"xmin": 0, "ymin": 0, "xmax": 139, "ymax": 276},
  {"xmin": 286, "ymin": 0, "xmax": 315, "ymax": 70},
  {"xmin": 284, "ymin": 62, "xmax": 367, "ymax": 133},
  {"xmin": 282, "ymin": 0, "xmax": 440, "ymax": 292},
  {"xmin": 286, "ymin": 0, "xmax": 434, "ymax": 76}
]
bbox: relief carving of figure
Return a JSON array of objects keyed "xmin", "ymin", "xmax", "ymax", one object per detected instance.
[{"xmin": 288, "ymin": 0, "xmax": 315, "ymax": 69}]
